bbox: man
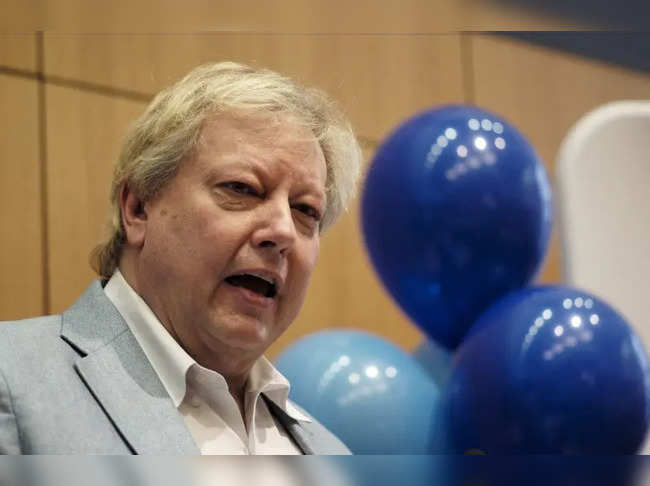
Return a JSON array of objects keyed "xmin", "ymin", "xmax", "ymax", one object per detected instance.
[{"xmin": 0, "ymin": 62, "xmax": 361, "ymax": 454}]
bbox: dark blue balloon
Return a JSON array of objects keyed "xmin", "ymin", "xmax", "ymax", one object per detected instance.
[
  {"xmin": 442, "ymin": 456, "xmax": 641, "ymax": 486},
  {"xmin": 361, "ymin": 105, "xmax": 552, "ymax": 349},
  {"xmin": 274, "ymin": 330, "xmax": 441, "ymax": 454},
  {"xmin": 441, "ymin": 286, "xmax": 650, "ymax": 454}
]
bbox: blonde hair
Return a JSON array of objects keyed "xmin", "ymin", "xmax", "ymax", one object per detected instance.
[{"xmin": 91, "ymin": 62, "xmax": 362, "ymax": 279}]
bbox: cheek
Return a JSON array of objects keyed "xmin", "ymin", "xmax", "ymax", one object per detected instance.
[
  {"xmin": 149, "ymin": 206, "xmax": 213, "ymax": 266},
  {"xmin": 168, "ymin": 201, "xmax": 217, "ymax": 243}
]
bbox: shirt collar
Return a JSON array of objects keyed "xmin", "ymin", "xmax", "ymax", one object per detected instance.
[
  {"xmin": 103, "ymin": 270, "xmax": 311, "ymax": 422},
  {"xmin": 248, "ymin": 356, "xmax": 312, "ymax": 422}
]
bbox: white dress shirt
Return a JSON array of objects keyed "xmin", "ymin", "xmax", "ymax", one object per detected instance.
[{"xmin": 103, "ymin": 270, "xmax": 310, "ymax": 455}]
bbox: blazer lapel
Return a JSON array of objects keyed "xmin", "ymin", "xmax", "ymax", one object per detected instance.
[
  {"xmin": 262, "ymin": 395, "xmax": 314, "ymax": 454},
  {"xmin": 263, "ymin": 395, "xmax": 352, "ymax": 455},
  {"xmin": 61, "ymin": 282, "xmax": 199, "ymax": 454}
]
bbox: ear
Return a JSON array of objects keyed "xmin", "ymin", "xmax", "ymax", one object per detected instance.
[{"xmin": 119, "ymin": 184, "xmax": 148, "ymax": 248}]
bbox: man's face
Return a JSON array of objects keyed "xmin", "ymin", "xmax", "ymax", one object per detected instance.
[{"xmin": 133, "ymin": 114, "xmax": 327, "ymax": 371}]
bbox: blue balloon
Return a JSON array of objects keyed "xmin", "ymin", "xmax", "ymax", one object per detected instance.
[
  {"xmin": 412, "ymin": 339, "xmax": 453, "ymax": 388},
  {"xmin": 441, "ymin": 286, "xmax": 650, "ymax": 454},
  {"xmin": 275, "ymin": 330, "xmax": 441, "ymax": 454},
  {"xmin": 442, "ymin": 457, "xmax": 641, "ymax": 486},
  {"xmin": 330, "ymin": 456, "xmax": 440, "ymax": 486},
  {"xmin": 361, "ymin": 105, "xmax": 552, "ymax": 349}
]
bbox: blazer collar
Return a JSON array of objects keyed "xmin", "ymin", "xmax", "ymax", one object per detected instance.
[
  {"xmin": 61, "ymin": 281, "xmax": 199, "ymax": 454},
  {"xmin": 61, "ymin": 280, "xmax": 129, "ymax": 356}
]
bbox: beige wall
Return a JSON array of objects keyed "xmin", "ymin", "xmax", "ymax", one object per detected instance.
[
  {"xmin": 0, "ymin": 73, "xmax": 43, "ymax": 319},
  {"xmin": 2, "ymin": 8, "xmax": 650, "ymax": 356}
]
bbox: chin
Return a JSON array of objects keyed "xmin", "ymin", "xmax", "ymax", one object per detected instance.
[{"xmin": 206, "ymin": 317, "xmax": 272, "ymax": 352}]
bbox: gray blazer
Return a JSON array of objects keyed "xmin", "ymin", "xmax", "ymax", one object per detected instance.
[{"xmin": 0, "ymin": 281, "xmax": 350, "ymax": 455}]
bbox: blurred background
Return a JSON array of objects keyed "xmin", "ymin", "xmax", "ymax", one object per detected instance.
[{"xmin": 1, "ymin": 0, "xmax": 649, "ymax": 360}]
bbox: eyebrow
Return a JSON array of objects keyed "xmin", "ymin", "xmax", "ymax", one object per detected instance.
[{"xmin": 206, "ymin": 159, "xmax": 327, "ymax": 201}]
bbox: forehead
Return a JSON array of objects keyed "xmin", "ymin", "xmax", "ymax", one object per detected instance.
[
  {"xmin": 199, "ymin": 114, "xmax": 320, "ymax": 158},
  {"xmin": 192, "ymin": 114, "xmax": 327, "ymax": 182}
]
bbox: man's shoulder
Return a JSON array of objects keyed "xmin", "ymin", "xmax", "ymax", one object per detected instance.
[
  {"xmin": 0, "ymin": 314, "xmax": 62, "ymax": 343},
  {"xmin": 0, "ymin": 314, "xmax": 64, "ymax": 366}
]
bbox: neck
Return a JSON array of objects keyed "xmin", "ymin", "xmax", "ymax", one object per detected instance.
[
  {"xmin": 228, "ymin": 378, "xmax": 248, "ymax": 420},
  {"xmin": 117, "ymin": 250, "xmax": 140, "ymax": 294}
]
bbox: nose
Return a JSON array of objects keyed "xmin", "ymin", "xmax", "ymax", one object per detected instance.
[{"xmin": 251, "ymin": 198, "xmax": 297, "ymax": 254}]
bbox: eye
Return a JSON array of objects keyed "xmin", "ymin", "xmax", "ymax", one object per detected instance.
[
  {"xmin": 220, "ymin": 181, "xmax": 259, "ymax": 197},
  {"xmin": 292, "ymin": 203, "xmax": 322, "ymax": 222}
]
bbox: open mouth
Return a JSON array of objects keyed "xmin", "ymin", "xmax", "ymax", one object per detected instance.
[{"xmin": 225, "ymin": 274, "xmax": 277, "ymax": 298}]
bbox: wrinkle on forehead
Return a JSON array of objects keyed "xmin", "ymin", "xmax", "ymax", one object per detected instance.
[
  {"xmin": 199, "ymin": 113, "xmax": 318, "ymax": 149},
  {"xmin": 197, "ymin": 113, "xmax": 326, "ymax": 177},
  {"xmin": 186, "ymin": 114, "xmax": 327, "ymax": 198}
]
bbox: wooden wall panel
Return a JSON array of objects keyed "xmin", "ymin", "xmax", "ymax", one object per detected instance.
[
  {"xmin": 0, "ymin": 34, "xmax": 37, "ymax": 72},
  {"xmin": 0, "ymin": 2, "xmax": 42, "ymax": 35},
  {"xmin": 0, "ymin": 75, "xmax": 43, "ymax": 319},
  {"xmin": 44, "ymin": 33, "xmax": 465, "ymax": 141},
  {"xmin": 471, "ymin": 34, "xmax": 650, "ymax": 283},
  {"xmin": 37, "ymin": 0, "xmax": 567, "ymax": 35},
  {"xmin": 46, "ymin": 85, "xmax": 146, "ymax": 313}
]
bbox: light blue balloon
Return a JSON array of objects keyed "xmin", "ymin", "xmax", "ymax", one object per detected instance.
[{"xmin": 275, "ymin": 329, "xmax": 442, "ymax": 454}]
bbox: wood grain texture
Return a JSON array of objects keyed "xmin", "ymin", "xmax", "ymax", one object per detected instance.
[
  {"xmin": 0, "ymin": 75, "xmax": 43, "ymax": 319},
  {"xmin": 471, "ymin": 34, "xmax": 650, "ymax": 283},
  {"xmin": 35, "ymin": 0, "xmax": 571, "ymax": 34},
  {"xmin": 46, "ymin": 85, "xmax": 146, "ymax": 313},
  {"xmin": 44, "ymin": 33, "xmax": 465, "ymax": 142},
  {"xmin": 0, "ymin": 1, "xmax": 43, "ymax": 34},
  {"xmin": 0, "ymin": 34, "xmax": 37, "ymax": 73}
]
